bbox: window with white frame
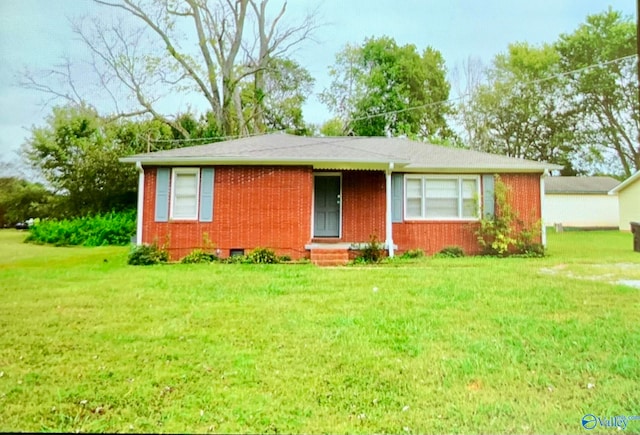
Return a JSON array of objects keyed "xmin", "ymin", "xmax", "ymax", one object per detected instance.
[
  {"xmin": 171, "ymin": 168, "xmax": 200, "ymax": 220},
  {"xmin": 405, "ymin": 175, "xmax": 479, "ymax": 220}
]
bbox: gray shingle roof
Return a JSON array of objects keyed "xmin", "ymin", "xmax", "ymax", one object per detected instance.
[
  {"xmin": 544, "ymin": 176, "xmax": 620, "ymax": 194},
  {"xmin": 121, "ymin": 133, "xmax": 561, "ymax": 173}
]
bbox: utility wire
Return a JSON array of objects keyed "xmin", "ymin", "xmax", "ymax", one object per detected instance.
[
  {"xmin": 347, "ymin": 54, "xmax": 638, "ymax": 124},
  {"xmin": 144, "ymin": 53, "xmax": 638, "ymax": 144},
  {"xmin": 149, "ymin": 129, "xmax": 282, "ymax": 144}
]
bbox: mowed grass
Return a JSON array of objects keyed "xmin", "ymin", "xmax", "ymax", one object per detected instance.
[{"xmin": 1, "ymin": 230, "xmax": 639, "ymax": 434}]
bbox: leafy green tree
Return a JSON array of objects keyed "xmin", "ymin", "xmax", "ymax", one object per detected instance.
[
  {"xmin": 241, "ymin": 58, "xmax": 315, "ymax": 133},
  {"xmin": 463, "ymin": 42, "xmax": 580, "ymax": 173},
  {"xmin": 22, "ymin": 105, "xmax": 139, "ymax": 217},
  {"xmin": 320, "ymin": 36, "xmax": 453, "ymax": 139},
  {"xmin": 0, "ymin": 177, "xmax": 54, "ymax": 226},
  {"xmin": 556, "ymin": 9, "xmax": 639, "ymax": 177},
  {"xmin": 319, "ymin": 118, "xmax": 347, "ymax": 136}
]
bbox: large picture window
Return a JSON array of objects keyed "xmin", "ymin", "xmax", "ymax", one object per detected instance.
[
  {"xmin": 171, "ymin": 168, "xmax": 200, "ymax": 220},
  {"xmin": 405, "ymin": 175, "xmax": 479, "ymax": 220}
]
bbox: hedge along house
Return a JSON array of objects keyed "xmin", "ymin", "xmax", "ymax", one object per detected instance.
[{"xmin": 120, "ymin": 133, "xmax": 560, "ymax": 265}]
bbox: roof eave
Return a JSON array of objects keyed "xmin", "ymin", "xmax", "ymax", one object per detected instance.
[
  {"xmin": 547, "ymin": 191, "xmax": 613, "ymax": 195},
  {"xmin": 609, "ymin": 170, "xmax": 640, "ymax": 194},
  {"xmin": 119, "ymin": 156, "xmax": 409, "ymax": 170},
  {"xmin": 403, "ymin": 166, "xmax": 557, "ymax": 174}
]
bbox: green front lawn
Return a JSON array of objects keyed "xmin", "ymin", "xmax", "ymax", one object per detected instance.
[{"xmin": 1, "ymin": 230, "xmax": 639, "ymax": 433}]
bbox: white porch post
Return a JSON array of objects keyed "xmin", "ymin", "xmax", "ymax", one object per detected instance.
[
  {"xmin": 385, "ymin": 162, "xmax": 395, "ymax": 258},
  {"xmin": 136, "ymin": 161, "xmax": 144, "ymax": 245},
  {"xmin": 540, "ymin": 169, "xmax": 548, "ymax": 247}
]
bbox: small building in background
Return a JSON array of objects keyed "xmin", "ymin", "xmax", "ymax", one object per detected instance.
[
  {"xmin": 544, "ymin": 176, "xmax": 620, "ymax": 230},
  {"xmin": 609, "ymin": 170, "xmax": 640, "ymax": 232}
]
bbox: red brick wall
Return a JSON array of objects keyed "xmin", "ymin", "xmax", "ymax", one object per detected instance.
[
  {"xmin": 393, "ymin": 173, "xmax": 542, "ymax": 255},
  {"xmin": 341, "ymin": 171, "xmax": 386, "ymax": 242},
  {"xmin": 141, "ymin": 167, "xmax": 542, "ymax": 260},
  {"xmin": 142, "ymin": 166, "xmax": 313, "ymax": 260},
  {"xmin": 499, "ymin": 173, "xmax": 542, "ymax": 229}
]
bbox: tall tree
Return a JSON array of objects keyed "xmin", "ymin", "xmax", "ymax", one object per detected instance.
[
  {"xmin": 20, "ymin": 0, "xmax": 319, "ymax": 137},
  {"xmin": 320, "ymin": 36, "xmax": 453, "ymax": 139},
  {"xmin": 556, "ymin": 9, "xmax": 639, "ymax": 177},
  {"xmin": 240, "ymin": 57, "xmax": 315, "ymax": 133},
  {"xmin": 450, "ymin": 56, "xmax": 487, "ymax": 148},
  {"xmin": 22, "ymin": 105, "xmax": 141, "ymax": 216},
  {"xmin": 462, "ymin": 43, "xmax": 580, "ymax": 173},
  {"xmin": 0, "ymin": 177, "xmax": 53, "ymax": 226}
]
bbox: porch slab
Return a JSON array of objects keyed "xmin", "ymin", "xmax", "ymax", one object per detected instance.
[{"xmin": 305, "ymin": 242, "xmax": 353, "ymax": 250}]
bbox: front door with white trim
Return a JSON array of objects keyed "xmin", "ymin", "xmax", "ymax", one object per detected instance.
[{"xmin": 314, "ymin": 175, "xmax": 341, "ymax": 237}]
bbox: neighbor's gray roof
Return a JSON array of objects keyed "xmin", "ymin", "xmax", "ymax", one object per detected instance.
[
  {"xmin": 544, "ymin": 176, "xmax": 620, "ymax": 194},
  {"xmin": 121, "ymin": 133, "xmax": 561, "ymax": 173}
]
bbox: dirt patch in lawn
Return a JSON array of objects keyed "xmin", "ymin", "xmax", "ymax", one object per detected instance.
[{"xmin": 540, "ymin": 263, "xmax": 640, "ymax": 289}]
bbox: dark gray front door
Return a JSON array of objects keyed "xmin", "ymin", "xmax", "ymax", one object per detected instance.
[{"xmin": 314, "ymin": 175, "xmax": 341, "ymax": 237}]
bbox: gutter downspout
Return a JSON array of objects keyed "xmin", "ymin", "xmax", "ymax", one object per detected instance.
[
  {"xmin": 540, "ymin": 169, "xmax": 548, "ymax": 247},
  {"xmin": 136, "ymin": 162, "xmax": 144, "ymax": 245},
  {"xmin": 385, "ymin": 162, "xmax": 395, "ymax": 258}
]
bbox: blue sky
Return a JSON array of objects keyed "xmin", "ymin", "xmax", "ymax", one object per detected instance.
[{"xmin": 0, "ymin": 0, "xmax": 636, "ymax": 164}]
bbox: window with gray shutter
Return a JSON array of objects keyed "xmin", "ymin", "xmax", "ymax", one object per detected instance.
[
  {"xmin": 155, "ymin": 167, "xmax": 170, "ymax": 222},
  {"xmin": 391, "ymin": 173, "xmax": 403, "ymax": 222},
  {"xmin": 482, "ymin": 174, "xmax": 495, "ymax": 218},
  {"xmin": 199, "ymin": 168, "xmax": 215, "ymax": 222}
]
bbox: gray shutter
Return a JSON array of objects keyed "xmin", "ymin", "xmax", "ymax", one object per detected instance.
[
  {"xmin": 199, "ymin": 167, "xmax": 215, "ymax": 222},
  {"xmin": 155, "ymin": 167, "xmax": 170, "ymax": 222},
  {"xmin": 391, "ymin": 173, "xmax": 404, "ymax": 223},
  {"xmin": 482, "ymin": 174, "xmax": 495, "ymax": 218}
]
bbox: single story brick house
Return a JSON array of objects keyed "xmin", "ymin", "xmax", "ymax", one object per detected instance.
[{"xmin": 121, "ymin": 133, "xmax": 560, "ymax": 265}]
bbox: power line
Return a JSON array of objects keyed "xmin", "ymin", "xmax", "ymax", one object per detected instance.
[
  {"xmin": 347, "ymin": 54, "xmax": 638, "ymax": 124},
  {"xmin": 142, "ymin": 53, "xmax": 638, "ymax": 145},
  {"xmin": 148, "ymin": 129, "xmax": 285, "ymax": 144}
]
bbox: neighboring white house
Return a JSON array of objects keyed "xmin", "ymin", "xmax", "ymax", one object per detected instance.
[
  {"xmin": 609, "ymin": 170, "xmax": 640, "ymax": 231},
  {"xmin": 544, "ymin": 176, "xmax": 620, "ymax": 229}
]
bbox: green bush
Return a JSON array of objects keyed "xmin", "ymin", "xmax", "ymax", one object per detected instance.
[
  {"xmin": 127, "ymin": 243, "xmax": 169, "ymax": 266},
  {"xmin": 475, "ymin": 176, "xmax": 545, "ymax": 257},
  {"xmin": 357, "ymin": 235, "xmax": 385, "ymax": 263},
  {"xmin": 401, "ymin": 249, "xmax": 424, "ymax": 259},
  {"xmin": 180, "ymin": 249, "xmax": 218, "ymax": 264},
  {"xmin": 222, "ymin": 254, "xmax": 249, "ymax": 264},
  {"xmin": 248, "ymin": 247, "xmax": 279, "ymax": 264},
  {"xmin": 435, "ymin": 246, "xmax": 465, "ymax": 258},
  {"xmin": 25, "ymin": 210, "xmax": 136, "ymax": 246}
]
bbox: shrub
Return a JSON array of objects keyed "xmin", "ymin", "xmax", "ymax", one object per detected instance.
[
  {"xmin": 435, "ymin": 246, "xmax": 465, "ymax": 258},
  {"xmin": 357, "ymin": 235, "xmax": 385, "ymax": 263},
  {"xmin": 401, "ymin": 249, "xmax": 424, "ymax": 259},
  {"xmin": 248, "ymin": 247, "xmax": 279, "ymax": 264},
  {"xmin": 475, "ymin": 176, "xmax": 545, "ymax": 257},
  {"xmin": 25, "ymin": 210, "xmax": 136, "ymax": 246},
  {"xmin": 127, "ymin": 243, "xmax": 169, "ymax": 266},
  {"xmin": 515, "ymin": 221, "xmax": 545, "ymax": 257},
  {"xmin": 222, "ymin": 254, "xmax": 249, "ymax": 264},
  {"xmin": 180, "ymin": 249, "xmax": 218, "ymax": 264}
]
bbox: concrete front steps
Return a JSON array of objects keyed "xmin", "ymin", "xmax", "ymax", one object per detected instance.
[{"xmin": 306, "ymin": 243, "xmax": 351, "ymax": 266}]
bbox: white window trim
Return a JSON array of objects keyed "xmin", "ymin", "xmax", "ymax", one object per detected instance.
[
  {"xmin": 170, "ymin": 168, "xmax": 200, "ymax": 221},
  {"xmin": 404, "ymin": 174, "xmax": 481, "ymax": 221}
]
